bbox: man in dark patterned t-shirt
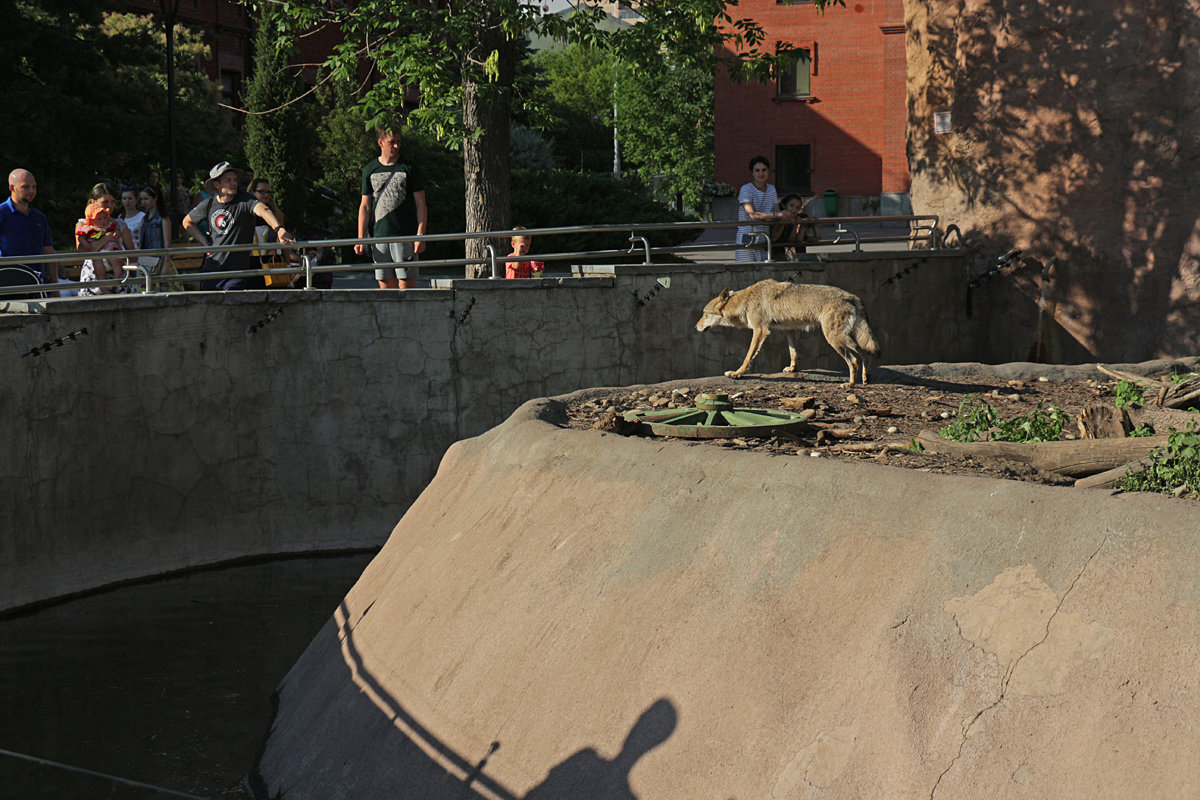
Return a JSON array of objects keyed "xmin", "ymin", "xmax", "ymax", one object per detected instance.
[
  {"xmin": 182, "ymin": 162, "xmax": 294, "ymax": 291},
  {"xmin": 355, "ymin": 128, "xmax": 428, "ymax": 290}
]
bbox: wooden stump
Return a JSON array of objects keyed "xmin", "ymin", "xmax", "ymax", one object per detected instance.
[{"xmin": 1076, "ymin": 404, "xmax": 1131, "ymax": 439}]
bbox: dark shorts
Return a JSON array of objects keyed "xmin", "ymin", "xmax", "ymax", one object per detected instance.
[{"xmin": 199, "ymin": 257, "xmax": 265, "ymax": 291}]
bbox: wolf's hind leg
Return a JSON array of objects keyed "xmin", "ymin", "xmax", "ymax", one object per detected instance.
[
  {"xmin": 782, "ymin": 331, "xmax": 799, "ymax": 373},
  {"xmin": 727, "ymin": 327, "xmax": 769, "ymax": 378},
  {"xmin": 824, "ymin": 329, "xmax": 860, "ymax": 386}
]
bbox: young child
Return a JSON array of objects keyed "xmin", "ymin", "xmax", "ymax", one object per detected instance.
[
  {"xmin": 505, "ymin": 228, "xmax": 544, "ymax": 279},
  {"xmin": 770, "ymin": 194, "xmax": 820, "ymax": 261}
]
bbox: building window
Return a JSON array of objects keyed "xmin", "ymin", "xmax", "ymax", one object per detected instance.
[
  {"xmin": 775, "ymin": 145, "xmax": 812, "ymax": 195},
  {"xmin": 220, "ymin": 70, "xmax": 242, "ymax": 127},
  {"xmin": 777, "ymin": 48, "xmax": 812, "ymax": 98}
]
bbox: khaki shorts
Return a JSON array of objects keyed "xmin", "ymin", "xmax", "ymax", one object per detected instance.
[{"xmin": 372, "ymin": 241, "xmax": 418, "ymax": 280}]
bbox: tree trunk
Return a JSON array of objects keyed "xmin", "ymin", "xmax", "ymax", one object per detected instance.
[
  {"xmin": 914, "ymin": 430, "xmax": 1172, "ymax": 478},
  {"xmin": 461, "ymin": 6, "xmax": 514, "ymax": 278}
]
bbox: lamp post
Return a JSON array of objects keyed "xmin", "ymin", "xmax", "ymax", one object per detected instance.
[{"xmin": 158, "ymin": 0, "xmax": 182, "ymax": 224}]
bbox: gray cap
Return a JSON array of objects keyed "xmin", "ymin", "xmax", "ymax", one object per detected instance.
[{"xmin": 209, "ymin": 161, "xmax": 238, "ymax": 181}]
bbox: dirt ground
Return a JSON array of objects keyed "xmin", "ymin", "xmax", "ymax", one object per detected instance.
[{"xmin": 563, "ymin": 363, "xmax": 1200, "ymax": 488}]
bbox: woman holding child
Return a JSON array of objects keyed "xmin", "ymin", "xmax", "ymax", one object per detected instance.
[{"xmin": 76, "ymin": 183, "xmax": 135, "ymax": 296}]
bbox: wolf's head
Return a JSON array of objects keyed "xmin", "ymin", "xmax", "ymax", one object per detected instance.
[{"xmin": 695, "ymin": 289, "xmax": 734, "ymax": 332}]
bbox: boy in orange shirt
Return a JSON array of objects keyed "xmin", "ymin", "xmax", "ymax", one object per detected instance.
[{"xmin": 505, "ymin": 228, "xmax": 544, "ymax": 279}]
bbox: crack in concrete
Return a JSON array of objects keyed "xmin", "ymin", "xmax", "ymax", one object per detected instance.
[{"xmin": 929, "ymin": 534, "xmax": 1109, "ymax": 800}]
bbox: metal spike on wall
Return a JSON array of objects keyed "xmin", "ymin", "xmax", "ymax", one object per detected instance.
[{"xmin": 21, "ymin": 328, "xmax": 89, "ymax": 358}]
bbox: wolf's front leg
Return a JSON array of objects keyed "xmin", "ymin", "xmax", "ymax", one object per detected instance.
[{"xmin": 727, "ymin": 328, "xmax": 768, "ymax": 378}]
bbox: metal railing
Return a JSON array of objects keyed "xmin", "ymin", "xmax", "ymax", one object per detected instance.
[{"xmin": 0, "ymin": 215, "xmax": 940, "ymax": 298}]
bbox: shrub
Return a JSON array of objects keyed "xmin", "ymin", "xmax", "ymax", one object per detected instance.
[
  {"xmin": 1119, "ymin": 422, "xmax": 1200, "ymax": 497},
  {"xmin": 940, "ymin": 395, "xmax": 1069, "ymax": 443}
]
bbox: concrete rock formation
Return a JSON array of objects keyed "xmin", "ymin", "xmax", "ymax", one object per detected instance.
[
  {"xmin": 253, "ymin": 387, "xmax": 1200, "ymax": 799},
  {"xmin": 906, "ymin": 0, "xmax": 1200, "ymax": 362}
]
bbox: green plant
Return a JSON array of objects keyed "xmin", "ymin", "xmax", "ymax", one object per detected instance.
[
  {"xmin": 1003, "ymin": 402, "xmax": 1069, "ymax": 442},
  {"xmin": 1130, "ymin": 424, "xmax": 1156, "ymax": 437},
  {"xmin": 908, "ymin": 438, "xmax": 924, "ymax": 453},
  {"xmin": 938, "ymin": 395, "xmax": 999, "ymax": 442},
  {"xmin": 940, "ymin": 395, "xmax": 1069, "ymax": 443},
  {"xmin": 1114, "ymin": 379, "xmax": 1145, "ymax": 410},
  {"xmin": 1171, "ymin": 372, "xmax": 1197, "ymax": 385},
  {"xmin": 1119, "ymin": 422, "xmax": 1200, "ymax": 497}
]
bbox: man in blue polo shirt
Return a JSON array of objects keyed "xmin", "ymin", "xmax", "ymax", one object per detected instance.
[{"xmin": 0, "ymin": 168, "xmax": 56, "ymax": 284}]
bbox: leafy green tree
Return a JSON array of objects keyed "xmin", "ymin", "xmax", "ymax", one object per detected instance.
[
  {"xmin": 312, "ymin": 73, "xmax": 376, "ymax": 241},
  {"xmin": 244, "ymin": 9, "xmax": 320, "ymax": 233},
  {"xmin": 0, "ymin": 3, "xmax": 234, "ymax": 235},
  {"xmin": 614, "ymin": 58, "xmax": 714, "ymax": 210},
  {"xmin": 531, "ymin": 42, "xmax": 617, "ymax": 173}
]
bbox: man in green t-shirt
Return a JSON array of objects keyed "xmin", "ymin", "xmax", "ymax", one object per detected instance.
[{"xmin": 355, "ymin": 127, "xmax": 428, "ymax": 289}]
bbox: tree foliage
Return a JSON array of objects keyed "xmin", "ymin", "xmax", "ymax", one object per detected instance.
[
  {"xmin": 244, "ymin": 9, "xmax": 321, "ymax": 234},
  {"xmin": 613, "ymin": 58, "xmax": 714, "ymax": 209},
  {"xmin": 0, "ymin": 2, "xmax": 234, "ymax": 235},
  {"xmin": 531, "ymin": 43, "xmax": 617, "ymax": 174}
]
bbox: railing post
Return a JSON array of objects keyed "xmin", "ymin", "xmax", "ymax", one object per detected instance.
[
  {"xmin": 747, "ymin": 231, "xmax": 771, "ymax": 261},
  {"xmin": 485, "ymin": 245, "xmax": 498, "ymax": 279},
  {"xmin": 302, "ymin": 254, "xmax": 314, "ymax": 290},
  {"xmin": 628, "ymin": 234, "xmax": 651, "ymax": 265},
  {"xmin": 122, "ymin": 262, "xmax": 153, "ymax": 293}
]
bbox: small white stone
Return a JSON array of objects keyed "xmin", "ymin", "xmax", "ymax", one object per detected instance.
[
  {"xmin": 809, "ymin": 450, "xmax": 823, "ymax": 457},
  {"xmin": 887, "ymin": 426, "xmax": 899, "ymax": 434},
  {"xmin": 939, "ymin": 411, "xmax": 951, "ymax": 419},
  {"xmin": 1038, "ymin": 376, "xmax": 1049, "ymax": 382}
]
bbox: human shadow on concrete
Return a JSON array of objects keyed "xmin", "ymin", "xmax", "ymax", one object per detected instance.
[
  {"xmin": 250, "ymin": 600, "xmax": 679, "ymax": 800},
  {"xmin": 523, "ymin": 699, "xmax": 677, "ymax": 800}
]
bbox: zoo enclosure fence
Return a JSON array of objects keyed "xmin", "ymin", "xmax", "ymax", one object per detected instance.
[{"xmin": 0, "ymin": 215, "xmax": 940, "ymax": 298}]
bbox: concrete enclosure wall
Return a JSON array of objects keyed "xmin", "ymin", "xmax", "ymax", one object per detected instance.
[
  {"xmin": 905, "ymin": 0, "xmax": 1200, "ymax": 361},
  {"xmin": 253, "ymin": 393, "xmax": 1200, "ymax": 800},
  {"xmin": 0, "ymin": 253, "xmax": 971, "ymax": 612}
]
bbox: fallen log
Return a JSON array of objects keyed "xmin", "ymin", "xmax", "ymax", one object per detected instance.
[{"xmin": 915, "ymin": 430, "xmax": 1172, "ymax": 478}]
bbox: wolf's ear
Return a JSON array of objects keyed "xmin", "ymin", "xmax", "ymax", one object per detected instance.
[{"xmin": 719, "ymin": 289, "xmax": 732, "ymax": 299}]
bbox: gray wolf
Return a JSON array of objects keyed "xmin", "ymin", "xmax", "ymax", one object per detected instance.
[{"xmin": 695, "ymin": 279, "xmax": 881, "ymax": 385}]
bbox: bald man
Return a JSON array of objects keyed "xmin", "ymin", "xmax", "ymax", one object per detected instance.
[{"xmin": 0, "ymin": 169, "xmax": 56, "ymax": 283}]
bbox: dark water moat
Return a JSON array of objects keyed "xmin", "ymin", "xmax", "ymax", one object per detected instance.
[{"xmin": 0, "ymin": 553, "xmax": 374, "ymax": 799}]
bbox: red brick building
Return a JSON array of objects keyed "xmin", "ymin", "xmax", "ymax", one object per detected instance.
[{"xmin": 714, "ymin": 0, "xmax": 909, "ymax": 210}]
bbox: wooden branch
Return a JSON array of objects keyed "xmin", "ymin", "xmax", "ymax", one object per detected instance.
[
  {"xmin": 1074, "ymin": 455, "xmax": 1156, "ymax": 489},
  {"xmin": 915, "ymin": 430, "xmax": 1172, "ymax": 477},
  {"xmin": 833, "ymin": 441, "xmax": 911, "ymax": 454},
  {"xmin": 1096, "ymin": 364, "xmax": 1165, "ymax": 388}
]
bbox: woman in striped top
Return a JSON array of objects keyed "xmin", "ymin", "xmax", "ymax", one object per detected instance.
[{"xmin": 735, "ymin": 155, "xmax": 795, "ymax": 262}]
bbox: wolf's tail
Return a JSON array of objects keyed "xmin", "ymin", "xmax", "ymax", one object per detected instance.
[{"xmin": 853, "ymin": 311, "xmax": 882, "ymax": 357}]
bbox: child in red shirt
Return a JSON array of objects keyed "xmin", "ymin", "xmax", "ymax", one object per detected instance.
[{"xmin": 505, "ymin": 229, "xmax": 544, "ymax": 279}]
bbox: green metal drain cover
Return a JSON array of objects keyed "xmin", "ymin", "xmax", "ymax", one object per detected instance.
[{"xmin": 622, "ymin": 393, "xmax": 811, "ymax": 439}]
